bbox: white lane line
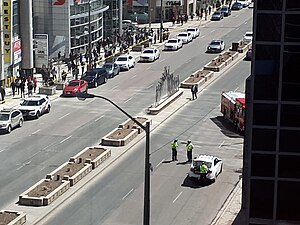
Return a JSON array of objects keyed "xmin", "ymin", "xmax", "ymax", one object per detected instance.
[
  {"xmin": 40, "ymin": 166, "xmax": 46, "ymax": 171},
  {"xmin": 112, "ymin": 85, "xmax": 119, "ymax": 90},
  {"xmin": 156, "ymin": 158, "xmax": 165, "ymax": 168},
  {"xmin": 234, "ymin": 87, "xmax": 239, "ymax": 92},
  {"xmin": 146, "ymin": 66, "xmax": 151, "ymax": 70},
  {"xmin": 235, "ymin": 27, "xmax": 239, "ymax": 30},
  {"xmin": 173, "ymin": 191, "xmax": 183, "ymax": 203},
  {"xmin": 244, "ymin": 21, "xmax": 247, "ymax": 24},
  {"xmin": 159, "ymin": 59, "xmax": 166, "ymax": 63},
  {"xmin": 124, "ymin": 97, "xmax": 132, "ymax": 104},
  {"xmin": 88, "ymin": 99, "xmax": 96, "ymax": 104},
  {"xmin": 0, "ymin": 149, "xmax": 5, "ymax": 153},
  {"xmin": 60, "ymin": 135, "xmax": 72, "ymax": 144},
  {"xmin": 95, "ymin": 115, "xmax": 104, "ymax": 122},
  {"xmin": 210, "ymin": 30, "xmax": 215, "ymax": 33},
  {"xmin": 43, "ymin": 143, "xmax": 53, "ymax": 150},
  {"xmin": 122, "ymin": 188, "xmax": 134, "ymax": 200},
  {"xmin": 58, "ymin": 112, "xmax": 70, "ymax": 120},
  {"xmin": 201, "ymin": 35, "xmax": 206, "ymax": 38},
  {"xmin": 130, "ymin": 75, "xmax": 137, "ymax": 79},
  {"xmin": 147, "ymin": 84, "xmax": 154, "ymax": 89},
  {"xmin": 32, "ymin": 129, "xmax": 40, "ymax": 135},
  {"xmin": 219, "ymin": 140, "xmax": 225, "ymax": 149}
]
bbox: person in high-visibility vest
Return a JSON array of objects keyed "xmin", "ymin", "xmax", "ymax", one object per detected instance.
[
  {"xmin": 200, "ymin": 162, "xmax": 208, "ymax": 181},
  {"xmin": 186, "ymin": 140, "xmax": 194, "ymax": 162},
  {"xmin": 171, "ymin": 139, "xmax": 178, "ymax": 161}
]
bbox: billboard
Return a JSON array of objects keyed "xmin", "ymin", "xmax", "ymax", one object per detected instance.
[
  {"xmin": 3, "ymin": 0, "xmax": 12, "ymax": 64},
  {"xmin": 34, "ymin": 34, "xmax": 49, "ymax": 68},
  {"xmin": 13, "ymin": 39, "xmax": 22, "ymax": 64}
]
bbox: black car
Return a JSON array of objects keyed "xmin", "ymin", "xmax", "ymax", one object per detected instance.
[
  {"xmin": 102, "ymin": 63, "xmax": 120, "ymax": 78},
  {"xmin": 220, "ymin": 6, "xmax": 231, "ymax": 16},
  {"xmin": 81, "ymin": 68, "xmax": 108, "ymax": 88},
  {"xmin": 231, "ymin": 2, "xmax": 243, "ymax": 10},
  {"xmin": 211, "ymin": 11, "xmax": 224, "ymax": 21}
]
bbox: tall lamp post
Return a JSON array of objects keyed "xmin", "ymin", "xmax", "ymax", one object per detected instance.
[
  {"xmin": 160, "ymin": 0, "xmax": 163, "ymax": 43},
  {"xmin": 88, "ymin": 0, "xmax": 92, "ymax": 70},
  {"xmin": 76, "ymin": 92, "xmax": 151, "ymax": 225}
]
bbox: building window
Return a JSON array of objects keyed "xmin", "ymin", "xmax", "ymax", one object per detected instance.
[
  {"xmin": 256, "ymin": 14, "xmax": 282, "ymax": 42},
  {"xmin": 284, "ymin": 15, "xmax": 300, "ymax": 42},
  {"xmin": 252, "ymin": 128, "xmax": 277, "ymax": 152},
  {"xmin": 282, "ymin": 45, "xmax": 300, "ymax": 101},
  {"xmin": 279, "ymin": 130, "xmax": 300, "ymax": 153},
  {"xmin": 277, "ymin": 181, "xmax": 300, "ymax": 221},
  {"xmin": 250, "ymin": 179, "xmax": 274, "ymax": 219},
  {"xmin": 253, "ymin": 103, "xmax": 278, "ymax": 126},
  {"xmin": 286, "ymin": 0, "xmax": 300, "ymax": 11},
  {"xmin": 280, "ymin": 104, "xmax": 300, "ymax": 127},
  {"xmin": 278, "ymin": 155, "xmax": 300, "ymax": 178},
  {"xmin": 254, "ymin": 45, "xmax": 280, "ymax": 100},
  {"xmin": 251, "ymin": 154, "xmax": 275, "ymax": 177},
  {"xmin": 257, "ymin": 0, "xmax": 282, "ymax": 10}
]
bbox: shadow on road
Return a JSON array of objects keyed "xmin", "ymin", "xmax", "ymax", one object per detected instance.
[
  {"xmin": 210, "ymin": 116, "xmax": 244, "ymax": 138},
  {"xmin": 162, "ymin": 160, "xmax": 174, "ymax": 164},
  {"xmin": 232, "ymin": 209, "xmax": 247, "ymax": 225},
  {"xmin": 176, "ymin": 161, "xmax": 190, "ymax": 165},
  {"xmin": 181, "ymin": 175, "xmax": 211, "ymax": 189}
]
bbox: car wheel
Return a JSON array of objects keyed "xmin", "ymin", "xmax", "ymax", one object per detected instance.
[
  {"xmin": 36, "ymin": 111, "xmax": 40, "ymax": 119},
  {"xmin": 46, "ymin": 105, "xmax": 51, "ymax": 113},
  {"xmin": 104, "ymin": 77, "xmax": 108, "ymax": 83},
  {"xmin": 7, "ymin": 125, "xmax": 12, "ymax": 133},
  {"xmin": 219, "ymin": 165, "xmax": 223, "ymax": 174},
  {"xmin": 94, "ymin": 81, "xmax": 98, "ymax": 88},
  {"xmin": 19, "ymin": 119, "xmax": 24, "ymax": 127}
]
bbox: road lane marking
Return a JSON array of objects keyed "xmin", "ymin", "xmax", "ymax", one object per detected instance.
[
  {"xmin": 200, "ymin": 35, "xmax": 206, "ymax": 38},
  {"xmin": 130, "ymin": 75, "xmax": 137, "ymax": 79},
  {"xmin": 0, "ymin": 149, "xmax": 5, "ymax": 153},
  {"xmin": 58, "ymin": 112, "xmax": 70, "ymax": 120},
  {"xmin": 156, "ymin": 158, "xmax": 165, "ymax": 168},
  {"xmin": 234, "ymin": 87, "xmax": 239, "ymax": 92},
  {"xmin": 60, "ymin": 135, "xmax": 72, "ymax": 144},
  {"xmin": 147, "ymin": 84, "xmax": 154, "ymax": 89},
  {"xmin": 122, "ymin": 188, "xmax": 134, "ymax": 200},
  {"xmin": 159, "ymin": 59, "xmax": 165, "ymax": 63},
  {"xmin": 95, "ymin": 115, "xmax": 104, "ymax": 122},
  {"xmin": 43, "ymin": 143, "xmax": 54, "ymax": 150},
  {"xmin": 32, "ymin": 129, "xmax": 40, "ymax": 135},
  {"xmin": 124, "ymin": 97, "xmax": 132, "ymax": 103},
  {"xmin": 146, "ymin": 66, "xmax": 151, "ymax": 70},
  {"xmin": 219, "ymin": 141, "xmax": 225, "ymax": 148},
  {"xmin": 173, "ymin": 191, "xmax": 183, "ymax": 203},
  {"xmin": 40, "ymin": 166, "xmax": 46, "ymax": 171},
  {"xmin": 88, "ymin": 99, "xmax": 96, "ymax": 104},
  {"xmin": 210, "ymin": 30, "xmax": 215, "ymax": 33},
  {"xmin": 112, "ymin": 85, "xmax": 119, "ymax": 90}
]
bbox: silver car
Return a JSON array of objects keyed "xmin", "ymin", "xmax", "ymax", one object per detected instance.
[
  {"xmin": 207, "ymin": 39, "xmax": 225, "ymax": 53},
  {"xmin": 0, "ymin": 109, "xmax": 24, "ymax": 133}
]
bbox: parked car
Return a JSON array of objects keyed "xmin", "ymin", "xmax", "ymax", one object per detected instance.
[
  {"xmin": 139, "ymin": 48, "xmax": 160, "ymax": 62},
  {"xmin": 115, "ymin": 54, "xmax": 136, "ymax": 71},
  {"xmin": 188, "ymin": 155, "xmax": 223, "ymax": 183},
  {"xmin": 19, "ymin": 95, "xmax": 51, "ymax": 119},
  {"xmin": 245, "ymin": 48, "xmax": 252, "ymax": 60},
  {"xmin": 164, "ymin": 38, "xmax": 183, "ymax": 51},
  {"xmin": 220, "ymin": 5, "xmax": 231, "ymax": 16},
  {"xmin": 102, "ymin": 62, "xmax": 120, "ymax": 78},
  {"xmin": 62, "ymin": 79, "xmax": 88, "ymax": 97},
  {"xmin": 0, "ymin": 109, "xmax": 24, "ymax": 133},
  {"xmin": 211, "ymin": 11, "xmax": 224, "ymax": 21},
  {"xmin": 237, "ymin": 0, "xmax": 251, "ymax": 7},
  {"xmin": 177, "ymin": 32, "xmax": 193, "ymax": 44},
  {"xmin": 122, "ymin": 20, "xmax": 137, "ymax": 31},
  {"xmin": 207, "ymin": 39, "xmax": 225, "ymax": 53},
  {"xmin": 81, "ymin": 68, "xmax": 108, "ymax": 87},
  {"xmin": 243, "ymin": 31, "xmax": 253, "ymax": 42},
  {"xmin": 186, "ymin": 27, "xmax": 200, "ymax": 38},
  {"xmin": 231, "ymin": 2, "xmax": 243, "ymax": 10}
]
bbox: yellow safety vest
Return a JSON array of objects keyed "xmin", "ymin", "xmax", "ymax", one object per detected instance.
[
  {"xmin": 187, "ymin": 143, "xmax": 193, "ymax": 152},
  {"xmin": 171, "ymin": 142, "xmax": 178, "ymax": 149}
]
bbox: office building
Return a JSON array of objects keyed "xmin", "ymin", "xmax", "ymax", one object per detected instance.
[
  {"xmin": 103, "ymin": 0, "xmax": 122, "ymax": 38},
  {"xmin": 242, "ymin": 0, "xmax": 300, "ymax": 224}
]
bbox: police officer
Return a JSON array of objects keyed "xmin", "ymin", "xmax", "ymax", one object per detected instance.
[
  {"xmin": 200, "ymin": 162, "xmax": 208, "ymax": 182},
  {"xmin": 171, "ymin": 139, "xmax": 178, "ymax": 161},
  {"xmin": 186, "ymin": 140, "xmax": 194, "ymax": 162}
]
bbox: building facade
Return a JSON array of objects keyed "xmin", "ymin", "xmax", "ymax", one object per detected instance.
[
  {"xmin": 103, "ymin": 0, "xmax": 121, "ymax": 39},
  {"xmin": 243, "ymin": 0, "xmax": 300, "ymax": 224}
]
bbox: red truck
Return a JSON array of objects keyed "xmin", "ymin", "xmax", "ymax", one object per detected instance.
[{"xmin": 221, "ymin": 91, "xmax": 245, "ymax": 132}]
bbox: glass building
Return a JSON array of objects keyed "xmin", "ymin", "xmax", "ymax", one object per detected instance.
[
  {"xmin": 103, "ymin": 0, "xmax": 121, "ymax": 38},
  {"xmin": 243, "ymin": 0, "xmax": 300, "ymax": 224}
]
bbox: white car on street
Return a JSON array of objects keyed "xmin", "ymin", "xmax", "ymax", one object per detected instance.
[
  {"xmin": 186, "ymin": 27, "xmax": 200, "ymax": 39},
  {"xmin": 164, "ymin": 38, "xmax": 183, "ymax": 51},
  {"xmin": 139, "ymin": 48, "xmax": 160, "ymax": 62},
  {"xmin": 19, "ymin": 95, "xmax": 51, "ymax": 119},
  {"xmin": 115, "ymin": 54, "xmax": 136, "ymax": 71},
  {"xmin": 0, "ymin": 109, "xmax": 24, "ymax": 133},
  {"xmin": 237, "ymin": 0, "xmax": 251, "ymax": 7},
  {"xmin": 177, "ymin": 32, "xmax": 193, "ymax": 44},
  {"xmin": 188, "ymin": 155, "xmax": 223, "ymax": 182},
  {"xmin": 243, "ymin": 31, "xmax": 253, "ymax": 42}
]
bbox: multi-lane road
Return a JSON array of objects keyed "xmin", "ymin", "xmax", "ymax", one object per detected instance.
[{"xmin": 0, "ymin": 6, "xmax": 253, "ymax": 225}]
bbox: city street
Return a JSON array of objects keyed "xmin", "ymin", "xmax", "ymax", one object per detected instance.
[{"xmin": 0, "ymin": 6, "xmax": 253, "ymax": 225}]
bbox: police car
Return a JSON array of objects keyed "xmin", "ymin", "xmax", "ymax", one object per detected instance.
[
  {"xmin": 19, "ymin": 95, "xmax": 51, "ymax": 119},
  {"xmin": 0, "ymin": 108, "xmax": 24, "ymax": 133},
  {"xmin": 188, "ymin": 155, "xmax": 223, "ymax": 182}
]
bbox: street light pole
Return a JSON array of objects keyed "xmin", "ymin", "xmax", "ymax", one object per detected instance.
[
  {"xmin": 88, "ymin": 0, "xmax": 92, "ymax": 70},
  {"xmin": 160, "ymin": 0, "xmax": 163, "ymax": 43},
  {"xmin": 76, "ymin": 92, "xmax": 151, "ymax": 225}
]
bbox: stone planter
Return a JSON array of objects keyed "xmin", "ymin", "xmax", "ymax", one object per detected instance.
[
  {"xmin": 55, "ymin": 82, "xmax": 65, "ymax": 90},
  {"xmin": 39, "ymin": 86, "xmax": 56, "ymax": 95},
  {"xmin": 204, "ymin": 58, "xmax": 226, "ymax": 72},
  {"xmin": 180, "ymin": 70, "xmax": 212, "ymax": 89},
  {"xmin": 101, "ymin": 128, "xmax": 139, "ymax": 147},
  {"xmin": 0, "ymin": 210, "xmax": 26, "ymax": 225},
  {"xmin": 118, "ymin": 117, "xmax": 150, "ymax": 134},
  {"xmin": 131, "ymin": 44, "xmax": 144, "ymax": 52}
]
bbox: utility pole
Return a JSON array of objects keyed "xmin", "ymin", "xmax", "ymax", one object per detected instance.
[
  {"xmin": 160, "ymin": 0, "xmax": 163, "ymax": 43},
  {"xmin": 88, "ymin": 0, "xmax": 92, "ymax": 70},
  {"xmin": 119, "ymin": 0, "xmax": 123, "ymax": 36},
  {"xmin": 148, "ymin": 0, "xmax": 151, "ymax": 29}
]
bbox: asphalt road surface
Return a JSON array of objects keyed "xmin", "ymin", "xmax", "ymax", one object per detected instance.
[{"xmin": 0, "ymin": 6, "xmax": 253, "ymax": 225}]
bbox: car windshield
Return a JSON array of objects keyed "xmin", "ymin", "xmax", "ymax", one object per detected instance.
[
  {"xmin": 221, "ymin": 7, "xmax": 228, "ymax": 11},
  {"xmin": 68, "ymin": 81, "xmax": 80, "ymax": 86},
  {"xmin": 84, "ymin": 71, "xmax": 96, "ymax": 78},
  {"xmin": 117, "ymin": 57, "xmax": 127, "ymax": 61},
  {"xmin": 143, "ymin": 50, "xmax": 154, "ymax": 54},
  {"xmin": 103, "ymin": 64, "xmax": 113, "ymax": 69},
  {"xmin": 178, "ymin": 33, "xmax": 187, "ymax": 37},
  {"xmin": 194, "ymin": 161, "xmax": 212, "ymax": 168},
  {"xmin": 0, "ymin": 114, "xmax": 9, "ymax": 121},
  {"xmin": 187, "ymin": 28, "xmax": 195, "ymax": 32},
  {"xmin": 214, "ymin": 12, "xmax": 221, "ymax": 15},
  {"xmin": 167, "ymin": 39, "xmax": 177, "ymax": 43},
  {"xmin": 245, "ymin": 33, "xmax": 252, "ymax": 37},
  {"xmin": 21, "ymin": 100, "xmax": 39, "ymax": 106},
  {"xmin": 211, "ymin": 41, "xmax": 221, "ymax": 45}
]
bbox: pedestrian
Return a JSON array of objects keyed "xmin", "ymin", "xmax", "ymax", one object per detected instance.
[
  {"xmin": 51, "ymin": 67, "xmax": 57, "ymax": 80},
  {"xmin": 191, "ymin": 84, "xmax": 198, "ymax": 100},
  {"xmin": 171, "ymin": 139, "xmax": 179, "ymax": 161},
  {"xmin": 11, "ymin": 79, "xmax": 16, "ymax": 97},
  {"xmin": 200, "ymin": 162, "xmax": 208, "ymax": 182},
  {"xmin": 33, "ymin": 77, "xmax": 37, "ymax": 93},
  {"xmin": 62, "ymin": 70, "xmax": 67, "ymax": 82},
  {"xmin": 0, "ymin": 85, "xmax": 5, "ymax": 103},
  {"xmin": 191, "ymin": 13, "xmax": 194, "ymax": 20},
  {"xmin": 15, "ymin": 77, "xmax": 21, "ymax": 95},
  {"xmin": 186, "ymin": 140, "xmax": 194, "ymax": 162},
  {"xmin": 208, "ymin": 6, "xmax": 212, "ymax": 15},
  {"xmin": 20, "ymin": 80, "xmax": 25, "ymax": 98},
  {"xmin": 27, "ymin": 80, "xmax": 34, "ymax": 97}
]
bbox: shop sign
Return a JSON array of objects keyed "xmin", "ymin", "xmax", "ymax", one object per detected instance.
[
  {"xmin": 14, "ymin": 39, "xmax": 22, "ymax": 64},
  {"xmin": 165, "ymin": 1, "xmax": 181, "ymax": 6},
  {"xmin": 3, "ymin": 0, "xmax": 12, "ymax": 64},
  {"xmin": 34, "ymin": 34, "xmax": 49, "ymax": 68}
]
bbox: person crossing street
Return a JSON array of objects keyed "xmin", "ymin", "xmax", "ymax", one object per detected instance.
[
  {"xmin": 186, "ymin": 140, "xmax": 194, "ymax": 162},
  {"xmin": 171, "ymin": 139, "xmax": 178, "ymax": 161}
]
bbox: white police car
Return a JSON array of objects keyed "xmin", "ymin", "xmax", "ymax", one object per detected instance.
[{"xmin": 19, "ymin": 95, "xmax": 51, "ymax": 119}]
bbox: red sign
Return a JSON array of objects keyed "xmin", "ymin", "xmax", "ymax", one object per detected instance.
[
  {"xmin": 14, "ymin": 40, "xmax": 21, "ymax": 52},
  {"xmin": 53, "ymin": 0, "xmax": 65, "ymax": 5}
]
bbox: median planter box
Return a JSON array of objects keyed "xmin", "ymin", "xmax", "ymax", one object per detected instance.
[
  {"xmin": 39, "ymin": 86, "xmax": 56, "ymax": 95},
  {"xmin": 181, "ymin": 70, "xmax": 213, "ymax": 88},
  {"xmin": 101, "ymin": 127, "xmax": 139, "ymax": 147},
  {"xmin": 19, "ymin": 178, "xmax": 70, "ymax": 206},
  {"xmin": 46, "ymin": 161, "xmax": 92, "ymax": 187},
  {"xmin": 204, "ymin": 58, "xmax": 226, "ymax": 72},
  {"xmin": 0, "ymin": 210, "xmax": 26, "ymax": 225},
  {"xmin": 70, "ymin": 146, "xmax": 112, "ymax": 170},
  {"xmin": 118, "ymin": 117, "xmax": 150, "ymax": 134},
  {"xmin": 231, "ymin": 51, "xmax": 239, "ymax": 60},
  {"xmin": 237, "ymin": 41, "xmax": 251, "ymax": 53}
]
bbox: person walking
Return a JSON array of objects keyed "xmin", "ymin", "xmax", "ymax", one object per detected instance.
[
  {"xmin": 27, "ymin": 80, "xmax": 34, "ymax": 97},
  {"xmin": 0, "ymin": 85, "xmax": 5, "ymax": 103},
  {"xmin": 15, "ymin": 78, "xmax": 21, "ymax": 95},
  {"xmin": 191, "ymin": 84, "xmax": 198, "ymax": 100},
  {"xmin": 171, "ymin": 139, "xmax": 179, "ymax": 161},
  {"xmin": 33, "ymin": 77, "xmax": 38, "ymax": 93},
  {"xmin": 11, "ymin": 80, "xmax": 16, "ymax": 97},
  {"xmin": 186, "ymin": 140, "xmax": 194, "ymax": 162},
  {"xmin": 20, "ymin": 80, "xmax": 25, "ymax": 98}
]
